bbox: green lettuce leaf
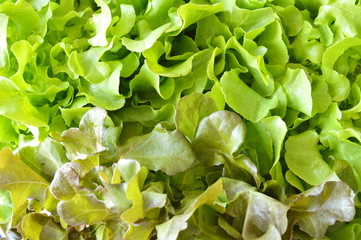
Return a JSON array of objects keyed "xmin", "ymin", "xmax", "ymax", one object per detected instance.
[
  {"xmin": 0, "ymin": 77, "xmax": 48, "ymax": 127},
  {"xmin": 18, "ymin": 213, "xmax": 67, "ymax": 240},
  {"xmin": 0, "ymin": 190, "xmax": 12, "ymax": 237},
  {"xmin": 281, "ymin": 67, "xmax": 313, "ymax": 116},
  {"xmin": 321, "ymin": 133, "xmax": 361, "ymax": 191},
  {"xmin": 289, "ymin": 20, "xmax": 324, "ymax": 64},
  {"xmin": 327, "ymin": 219, "xmax": 361, "ymax": 240},
  {"xmin": 122, "ymin": 21, "xmax": 171, "ymax": 52},
  {"xmin": 87, "ymin": 0, "xmax": 111, "ymax": 47},
  {"xmin": 322, "ymin": 37, "xmax": 361, "ymax": 75},
  {"xmin": 244, "ymin": 116, "xmax": 287, "ymax": 176},
  {"xmin": 0, "ymin": 147, "xmax": 48, "ymax": 225},
  {"xmin": 111, "ymin": 4, "xmax": 136, "ymax": 39},
  {"xmin": 0, "ymin": 0, "xmax": 39, "ymax": 40},
  {"xmin": 285, "ymin": 130, "xmax": 334, "ymax": 185},
  {"xmin": 175, "ymin": 93, "xmax": 218, "ymax": 141},
  {"xmin": 220, "ymin": 69, "xmax": 277, "ymax": 122},
  {"xmin": 0, "ymin": 13, "xmax": 9, "ymax": 76},
  {"xmin": 119, "ymin": 159, "xmax": 148, "ymax": 224},
  {"xmin": 129, "ymin": 63, "xmax": 175, "ymax": 99},
  {"xmin": 68, "ymin": 43, "xmax": 113, "ymax": 84},
  {"xmin": 226, "ymin": 37, "xmax": 274, "ymax": 96},
  {"xmin": 156, "ymin": 179, "xmax": 223, "ymax": 240},
  {"xmin": 119, "ymin": 123, "xmax": 196, "ymax": 175},
  {"xmin": 17, "ymin": 138, "xmax": 69, "ymax": 181},
  {"xmin": 116, "ymin": 104, "xmax": 175, "ymax": 127}
]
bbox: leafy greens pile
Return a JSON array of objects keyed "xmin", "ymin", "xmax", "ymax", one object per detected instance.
[{"xmin": 0, "ymin": 0, "xmax": 361, "ymax": 239}]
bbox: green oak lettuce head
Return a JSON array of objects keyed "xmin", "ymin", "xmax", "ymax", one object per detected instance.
[{"xmin": 0, "ymin": 0, "xmax": 361, "ymax": 239}]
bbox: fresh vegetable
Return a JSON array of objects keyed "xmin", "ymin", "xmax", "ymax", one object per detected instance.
[{"xmin": 0, "ymin": 0, "xmax": 361, "ymax": 239}]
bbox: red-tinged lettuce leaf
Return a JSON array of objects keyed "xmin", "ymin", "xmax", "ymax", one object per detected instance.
[
  {"xmin": 221, "ymin": 177, "xmax": 255, "ymax": 202},
  {"xmin": 57, "ymin": 193, "xmax": 108, "ymax": 227},
  {"xmin": 287, "ymin": 181, "xmax": 356, "ymax": 238},
  {"xmin": 223, "ymin": 155, "xmax": 261, "ymax": 187},
  {"xmin": 49, "ymin": 162, "xmax": 89, "ymax": 201},
  {"xmin": 59, "ymin": 108, "xmax": 121, "ymax": 162},
  {"xmin": 229, "ymin": 190, "xmax": 289, "ymax": 240},
  {"xmin": 59, "ymin": 108, "xmax": 108, "ymax": 160},
  {"xmin": 254, "ymin": 224, "xmax": 282, "ymax": 240},
  {"xmin": 0, "ymin": 147, "xmax": 48, "ymax": 225},
  {"xmin": 222, "ymin": 177, "xmax": 288, "ymax": 240},
  {"xmin": 82, "ymin": 168, "xmax": 132, "ymax": 218},
  {"xmin": 242, "ymin": 192, "xmax": 288, "ymax": 239},
  {"xmin": 191, "ymin": 110, "xmax": 261, "ymax": 185},
  {"xmin": 192, "ymin": 110, "xmax": 246, "ymax": 165}
]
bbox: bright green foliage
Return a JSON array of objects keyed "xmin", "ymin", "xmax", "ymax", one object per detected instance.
[
  {"xmin": 0, "ymin": 0, "xmax": 361, "ymax": 239},
  {"xmin": 0, "ymin": 190, "xmax": 12, "ymax": 237},
  {"xmin": 285, "ymin": 130, "xmax": 333, "ymax": 186}
]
